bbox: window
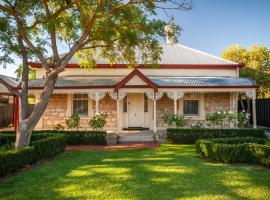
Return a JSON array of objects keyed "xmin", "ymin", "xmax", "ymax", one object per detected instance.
[
  {"xmin": 144, "ymin": 94, "xmax": 148, "ymax": 112},
  {"xmin": 184, "ymin": 100, "xmax": 199, "ymax": 116},
  {"xmin": 123, "ymin": 96, "xmax": 127, "ymax": 112},
  {"xmin": 73, "ymin": 94, "xmax": 88, "ymax": 116}
]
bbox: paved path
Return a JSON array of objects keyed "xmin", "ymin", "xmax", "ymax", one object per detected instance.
[{"xmin": 65, "ymin": 142, "xmax": 159, "ymax": 150}]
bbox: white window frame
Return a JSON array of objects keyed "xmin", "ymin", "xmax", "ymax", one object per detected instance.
[{"xmin": 179, "ymin": 93, "xmax": 205, "ymax": 120}]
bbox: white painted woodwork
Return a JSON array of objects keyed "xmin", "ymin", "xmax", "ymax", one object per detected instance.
[
  {"xmin": 117, "ymin": 99, "xmax": 120, "ymax": 131},
  {"xmin": 127, "ymin": 94, "xmax": 144, "ymax": 127},
  {"xmin": 153, "ymin": 99, "xmax": 157, "ymax": 133}
]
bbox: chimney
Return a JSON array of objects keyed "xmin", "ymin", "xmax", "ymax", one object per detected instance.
[{"xmin": 165, "ymin": 24, "xmax": 176, "ymax": 44}]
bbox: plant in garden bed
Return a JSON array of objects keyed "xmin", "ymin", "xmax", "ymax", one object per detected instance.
[
  {"xmin": 65, "ymin": 113, "xmax": 80, "ymax": 131},
  {"xmin": 191, "ymin": 122, "xmax": 204, "ymax": 129},
  {"xmin": 54, "ymin": 123, "xmax": 65, "ymax": 131},
  {"xmin": 206, "ymin": 111, "xmax": 227, "ymax": 128},
  {"xmin": 162, "ymin": 113, "xmax": 189, "ymax": 128},
  {"xmin": 207, "ymin": 111, "xmax": 250, "ymax": 128},
  {"xmin": 89, "ymin": 112, "xmax": 108, "ymax": 131}
]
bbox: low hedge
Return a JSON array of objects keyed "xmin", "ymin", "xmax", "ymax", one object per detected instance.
[
  {"xmin": 0, "ymin": 133, "xmax": 66, "ymax": 177},
  {"xmin": 0, "ymin": 130, "xmax": 107, "ymax": 145},
  {"xmin": 0, "ymin": 147, "xmax": 35, "ymax": 177},
  {"xmin": 167, "ymin": 128, "xmax": 266, "ymax": 144},
  {"xmin": 31, "ymin": 134, "xmax": 66, "ymax": 161},
  {"xmin": 196, "ymin": 137, "xmax": 270, "ymax": 167},
  {"xmin": 64, "ymin": 131, "xmax": 106, "ymax": 145}
]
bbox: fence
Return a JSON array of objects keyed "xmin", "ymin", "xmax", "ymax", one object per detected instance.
[
  {"xmin": 0, "ymin": 104, "xmax": 35, "ymax": 128},
  {"xmin": 238, "ymin": 99, "xmax": 270, "ymax": 128}
]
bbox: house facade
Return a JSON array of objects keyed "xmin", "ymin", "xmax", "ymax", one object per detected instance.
[{"xmin": 0, "ymin": 44, "xmax": 258, "ymax": 132}]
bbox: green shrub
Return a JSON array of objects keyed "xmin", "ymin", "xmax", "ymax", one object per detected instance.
[
  {"xmin": 167, "ymin": 128, "xmax": 266, "ymax": 144},
  {"xmin": 65, "ymin": 113, "xmax": 80, "ymax": 130},
  {"xmin": 196, "ymin": 137, "xmax": 270, "ymax": 167},
  {"xmin": 0, "ymin": 147, "xmax": 35, "ymax": 177},
  {"xmin": 89, "ymin": 112, "xmax": 108, "ymax": 131},
  {"xmin": 162, "ymin": 113, "xmax": 189, "ymax": 128},
  {"xmin": 31, "ymin": 134, "xmax": 66, "ymax": 161},
  {"xmin": 64, "ymin": 131, "xmax": 107, "ymax": 145},
  {"xmin": 0, "ymin": 134, "xmax": 16, "ymax": 146},
  {"xmin": 0, "ymin": 130, "xmax": 107, "ymax": 146}
]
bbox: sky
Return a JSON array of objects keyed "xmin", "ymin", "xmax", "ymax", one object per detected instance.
[{"xmin": 1, "ymin": 0, "xmax": 270, "ymax": 77}]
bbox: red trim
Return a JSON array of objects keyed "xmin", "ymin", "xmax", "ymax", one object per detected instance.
[
  {"xmin": 114, "ymin": 69, "xmax": 158, "ymax": 92},
  {"xmin": 28, "ymin": 85, "xmax": 115, "ymax": 90},
  {"xmin": 27, "ymin": 85, "xmax": 258, "ymax": 90},
  {"xmin": 28, "ymin": 62, "xmax": 245, "ymax": 69}
]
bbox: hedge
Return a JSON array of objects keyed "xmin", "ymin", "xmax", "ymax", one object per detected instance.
[
  {"xmin": 167, "ymin": 128, "xmax": 266, "ymax": 144},
  {"xmin": 0, "ymin": 130, "xmax": 107, "ymax": 145},
  {"xmin": 31, "ymin": 134, "xmax": 66, "ymax": 161},
  {"xmin": 64, "ymin": 131, "xmax": 106, "ymax": 145},
  {"xmin": 196, "ymin": 137, "xmax": 270, "ymax": 167},
  {"xmin": 0, "ymin": 134, "xmax": 66, "ymax": 177},
  {"xmin": 0, "ymin": 147, "xmax": 35, "ymax": 177}
]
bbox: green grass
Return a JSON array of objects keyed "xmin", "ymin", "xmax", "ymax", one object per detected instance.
[{"xmin": 0, "ymin": 145, "xmax": 270, "ymax": 200}]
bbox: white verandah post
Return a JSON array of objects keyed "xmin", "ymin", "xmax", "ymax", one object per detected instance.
[
  {"xmin": 95, "ymin": 96, "xmax": 99, "ymax": 114},
  {"xmin": 117, "ymin": 97, "xmax": 120, "ymax": 132},
  {"xmin": 153, "ymin": 97, "xmax": 157, "ymax": 133},
  {"xmin": 174, "ymin": 99, "xmax": 177, "ymax": 115}
]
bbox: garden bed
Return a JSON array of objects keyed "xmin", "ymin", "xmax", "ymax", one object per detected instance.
[{"xmin": 196, "ymin": 137, "xmax": 270, "ymax": 167}]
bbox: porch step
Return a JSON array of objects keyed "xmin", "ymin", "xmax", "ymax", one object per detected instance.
[{"xmin": 118, "ymin": 133, "xmax": 154, "ymax": 143}]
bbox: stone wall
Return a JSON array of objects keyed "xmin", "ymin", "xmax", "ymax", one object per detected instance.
[
  {"xmin": 42, "ymin": 94, "xmax": 67, "ymax": 128},
  {"xmin": 41, "ymin": 93, "xmax": 232, "ymax": 130},
  {"xmin": 156, "ymin": 95, "xmax": 174, "ymax": 128},
  {"xmin": 42, "ymin": 94, "xmax": 117, "ymax": 130},
  {"xmin": 204, "ymin": 93, "xmax": 230, "ymax": 114}
]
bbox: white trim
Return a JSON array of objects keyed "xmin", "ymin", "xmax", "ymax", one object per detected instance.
[{"xmin": 179, "ymin": 93, "xmax": 205, "ymax": 120}]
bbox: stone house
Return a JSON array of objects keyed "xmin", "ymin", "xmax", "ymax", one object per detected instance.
[{"xmin": 0, "ymin": 44, "xmax": 257, "ymax": 132}]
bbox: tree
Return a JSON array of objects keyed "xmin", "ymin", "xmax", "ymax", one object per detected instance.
[
  {"xmin": 0, "ymin": 0, "xmax": 193, "ymax": 148},
  {"xmin": 222, "ymin": 45, "xmax": 270, "ymax": 98},
  {"xmin": 15, "ymin": 65, "xmax": 36, "ymax": 80}
]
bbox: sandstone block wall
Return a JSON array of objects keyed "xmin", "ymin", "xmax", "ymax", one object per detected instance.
[
  {"xmin": 41, "ymin": 93, "xmax": 232, "ymax": 130},
  {"xmin": 156, "ymin": 95, "xmax": 174, "ymax": 128}
]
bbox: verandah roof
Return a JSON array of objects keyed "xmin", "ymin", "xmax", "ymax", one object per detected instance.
[{"xmin": 27, "ymin": 77, "xmax": 256, "ymax": 89}]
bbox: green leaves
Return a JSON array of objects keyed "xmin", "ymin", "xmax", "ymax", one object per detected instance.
[{"xmin": 222, "ymin": 45, "xmax": 270, "ymax": 98}]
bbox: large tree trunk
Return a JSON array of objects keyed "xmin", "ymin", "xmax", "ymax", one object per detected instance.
[{"xmin": 15, "ymin": 73, "xmax": 58, "ymax": 149}]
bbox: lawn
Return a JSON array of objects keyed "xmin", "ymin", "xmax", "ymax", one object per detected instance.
[{"xmin": 0, "ymin": 145, "xmax": 270, "ymax": 200}]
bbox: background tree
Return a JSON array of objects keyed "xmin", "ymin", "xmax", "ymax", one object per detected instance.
[
  {"xmin": 0, "ymin": 0, "xmax": 193, "ymax": 149},
  {"xmin": 222, "ymin": 45, "xmax": 270, "ymax": 98}
]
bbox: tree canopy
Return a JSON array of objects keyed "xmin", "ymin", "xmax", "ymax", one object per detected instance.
[
  {"xmin": 0, "ymin": 0, "xmax": 193, "ymax": 148},
  {"xmin": 222, "ymin": 45, "xmax": 270, "ymax": 98}
]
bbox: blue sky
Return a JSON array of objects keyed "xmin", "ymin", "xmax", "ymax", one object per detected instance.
[{"xmin": 1, "ymin": 0, "xmax": 270, "ymax": 77}]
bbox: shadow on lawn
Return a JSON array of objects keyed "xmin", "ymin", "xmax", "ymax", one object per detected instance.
[{"xmin": 0, "ymin": 145, "xmax": 270, "ymax": 200}]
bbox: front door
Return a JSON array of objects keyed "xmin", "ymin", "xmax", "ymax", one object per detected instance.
[{"xmin": 128, "ymin": 94, "xmax": 144, "ymax": 127}]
